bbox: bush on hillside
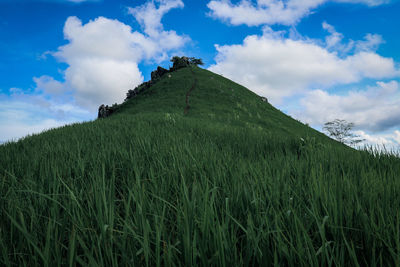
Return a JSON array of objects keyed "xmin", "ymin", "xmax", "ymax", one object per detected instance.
[
  {"xmin": 189, "ymin": 57, "xmax": 204, "ymax": 66},
  {"xmin": 170, "ymin": 56, "xmax": 190, "ymax": 70},
  {"xmin": 171, "ymin": 56, "xmax": 204, "ymax": 71}
]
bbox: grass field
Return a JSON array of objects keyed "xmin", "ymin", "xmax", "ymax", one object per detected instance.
[{"xmin": 1, "ymin": 66, "xmax": 400, "ymax": 266}]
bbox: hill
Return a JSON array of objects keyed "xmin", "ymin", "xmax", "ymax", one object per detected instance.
[
  {"xmin": 1, "ymin": 64, "xmax": 400, "ymax": 266},
  {"xmin": 109, "ymin": 63, "xmax": 334, "ymax": 142}
]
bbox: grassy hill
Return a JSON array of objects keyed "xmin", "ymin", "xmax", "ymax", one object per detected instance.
[{"xmin": 1, "ymin": 66, "xmax": 400, "ymax": 266}]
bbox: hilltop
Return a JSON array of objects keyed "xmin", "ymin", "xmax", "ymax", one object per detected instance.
[
  {"xmin": 1, "ymin": 60, "xmax": 400, "ymax": 266},
  {"xmin": 99, "ymin": 56, "xmax": 335, "ymax": 144}
]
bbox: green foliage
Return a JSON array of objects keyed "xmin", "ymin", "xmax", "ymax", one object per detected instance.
[
  {"xmin": 170, "ymin": 56, "xmax": 204, "ymax": 71},
  {"xmin": 125, "ymin": 57, "xmax": 203, "ymax": 102},
  {"xmin": 188, "ymin": 57, "xmax": 204, "ymax": 66},
  {"xmin": 1, "ymin": 67, "xmax": 399, "ymax": 266},
  {"xmin": 171, "ymin": 56, "xmax": 190, "ymax": 70}
]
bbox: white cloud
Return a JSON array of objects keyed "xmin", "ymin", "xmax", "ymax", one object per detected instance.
[
  {"xmin": 207, "ymin": 0, "xmax": 390, "ymax": 26},
  {"xmin": 128, "ymin": 0, "xmax": 184, "ymax": 37},
  {"xmin": 56, "ymin": 16, "xmax": 143, "ymax": 62},
  {"xmin": 0, "ymin": 118, "xmax": 65, "ymax": 143},
  {"xmin": 1, "ymin": 0, "xmax": 189, "ymax": 142},
  {"xmin": 335, "ymin": 0, "xmax": 390, "ymax": 6},
  {"xmin": 322, "ymin": 22, "xmax": 355, "ymax": 53},
  {"xmin": 294, "ymin": 81, "xmax": 400, "ymax": 132},
  {"xmin": 349, "ymin": 130, "xmax": 400, "ymax": 153},
  {"xmin": 34, "ymin": 75, "xmax": 67, "ymax": 96},
  {"xmin": 208, "ymin": 20, "xmax": 399, "ymax": 145},
  {"xmin": 127, "ymin": 0, "xmax": 188, "ymax": 61},
  {"xmin": 45, "ymin": 16, "xmax": 144, "ymax": 110},
  {"xmin": 322, "ymin": 22, "xmax": 384, "ymax": 54},
  {"xmin": 128, "ymin": 1, "xmax": 188, "ymax": 61},
  {"xmin": 322, "ymin": 21, "xmax": 344, "ymax": 49},
  {"xmin": 65, "ymin": 58, "xmax": 143, "ymax": 109},
  {"xmin": 43, "ymin": 0, "xmax": 188, "ymax": 111},
  {"xmin": 0, "ymin": 93, "xmax": 91, "ymax": 142},
  {"xmin": 207, "ymin": 0, "xmax": 324, "ymax": 26},
  {"xmin": 354, "ymin": 130, "xmax": 397, "ymax": 146},
  {"xmin": 355, "ymin": 33, "xmax": 384, "ymax": 52},
  {"xmin": 394, "ymin": 130, "xmax": 400, "ymax": 144},
  {"xmin": 208, "ymin": 29, "xmax": 399, "ymax": 103}
]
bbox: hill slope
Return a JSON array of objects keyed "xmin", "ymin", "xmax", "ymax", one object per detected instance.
[
  {"xmin": 113, "ymin": 66, "xmax": 334, "ymax": 142},
  {"xmin": 1, "ymin": 66, "xmax": 400, "ymax": 266}
]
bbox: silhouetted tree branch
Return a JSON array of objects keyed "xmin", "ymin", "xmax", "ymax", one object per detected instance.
[{"xmin": 323, "ymin": 119, "xmax": 365, "ymax": 146}]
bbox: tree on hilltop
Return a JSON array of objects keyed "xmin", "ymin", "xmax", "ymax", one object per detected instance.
[
  {"xmin": 323, "ymin": 119, "xmax": 365, "ymax": 146},
  {"xmin": 170, "ymin": 56, "xmax": 204, "ymax": 70},
  {"xmin": 189, "ymin": 57, "xmax": 204, "ymax": 66},
  {"xmin": 171, "ymin": 56, "xmax": 189, "ymax": 70}
]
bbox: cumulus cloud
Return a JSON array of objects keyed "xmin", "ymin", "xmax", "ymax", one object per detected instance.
[
  {"xmin": 322, "ymin": 22, "xmax": 384, "ymax": 53},
  {"xmin": 44, "ymin": 16, "xmax": 143, "ymax": 110},
  {"xmin": 1, "ymin": 0, "xmax": 189, "ymax": 142},
  {"xmin": 41, "ymin": 0, "xmax": 188, "ymax": 110},
  {"xmin": 208, "ymin": 28, "xmax": 399, "ymax": 103},
  {"xmin": 354, "ymin": 130, "xmax": 400, "ymax": 147},
  {"xmin": 34, "ymin": 75, "xmax": 67, "ymax": 96},
  {"xmin": 322, "ymin": 22, "xmax": 353, "ymax": 53},
  {"xmin": 207, "ymin": 0, "xmax": 324, "ymax": 26},
  {"xmin": 335, "ymin": 0, "xmax": 390, "ymax": 6},
  {"xmin": 128, "ymin": 0, "xmax": 183, "ymax": 37},
  {"xmin": 207, "ymin": 0, "xmax": 390, "ymax": 26},
  {"xmin": 293, "ymin": 81, "xmax": 400, "ymax": 132},
  {"xmin": 126, "ymin": 0, "xmax": 188, "ymax": 61},
  {"xmin": 322, "ymin": 22, "xmax": 344, "ymax": 49},
  {"xmin": 355, "ymin": 33, "xmax": 384, "ymax": 52}
]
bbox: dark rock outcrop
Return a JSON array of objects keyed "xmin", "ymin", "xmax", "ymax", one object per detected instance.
[
  {"xmin": 98, "ymin": 104, "xmax": 114, "ymax": 118},
  {"xmin": 125, "ymin": 80, "xmax": 152, "ymax": 101},
  {"xmin": 151, "ymin": 66, "xmax": 169, "ymax": 82}
]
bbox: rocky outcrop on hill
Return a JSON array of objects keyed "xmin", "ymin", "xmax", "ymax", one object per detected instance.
[
  {"xmin": 125, "ymin": 57, "xmax": 200, "ymax": 102},
  {"xmin": 98, "ymin": 56, "xmax": 204, "ymax": 119},
  {"xmin": 125, "ymin": 81, "xmax": 152, "ymax": 101},
  {"xmin": 98, "ymin": 104, "xmax": 114, "ymax": 118},
  {"xmin": 125, "ymin": 66, "xmax": 170, "ymax": 102},
  {"xmin": 151, "ymin": 66, "xmax": 169, "ymax": 81}
]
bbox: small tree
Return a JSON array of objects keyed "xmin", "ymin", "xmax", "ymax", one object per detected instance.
[
  {"xmin": 189, "ymin": 57, "xmax": 204, "ymax": 66},
  {"xmin": 170, "ymin": 56, "xmax": 204, "ymax": 70},
  {"xmin": 170, "ymin": 56, "xmax": 190, "ymax": 70},
  {"xmin": 323, "ymin": 119, "xmax": 364, "ymax": 146}
]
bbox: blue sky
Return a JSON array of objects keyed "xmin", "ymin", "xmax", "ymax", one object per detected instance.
[{"xmin": 1, "ymin": 0, "xmax": 400, "ymax": 147}]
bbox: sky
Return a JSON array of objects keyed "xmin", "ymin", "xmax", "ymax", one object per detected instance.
[{"xmin": 0, "ymin": 0, "xmax": 399, "ymax": 148}]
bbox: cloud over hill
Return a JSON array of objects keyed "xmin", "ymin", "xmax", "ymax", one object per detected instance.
[{"xmin": 40, "ymin": 0, "xmax": 188, "ymax": 111}]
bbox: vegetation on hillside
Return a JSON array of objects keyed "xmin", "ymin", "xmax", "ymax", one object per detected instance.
[
  {"xmin": 323, "ymin": 119, "xmax": 365, "ymax": 146},
  {"xmin": 124, "ymin": 56, "xmax": 203, "ymax": 103},
  {"xmin": 1, "ymin": 65, "xmax": 399, "ymax": 266}
]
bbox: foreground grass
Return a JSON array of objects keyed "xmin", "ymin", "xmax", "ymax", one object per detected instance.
[{"xmin": 1, "ymin": 67, "xmax": 400, "ymax": 266}]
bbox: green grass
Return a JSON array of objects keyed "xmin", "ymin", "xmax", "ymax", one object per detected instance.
[{"xmin": 1, "ymin": 66, "xmax": 400, "ymax": 266}]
